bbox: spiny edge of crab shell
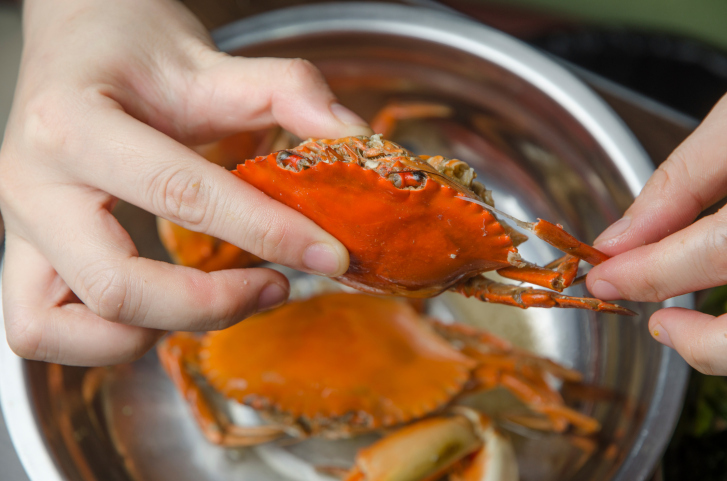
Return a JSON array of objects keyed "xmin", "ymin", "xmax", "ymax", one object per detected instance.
[
  {"xmin": 198, "ymin": 347, "xmax": 473, "ymax": 431},
  {"xmin": 235, "ymin": 157, "xmax": 519, "ymax": 277}
]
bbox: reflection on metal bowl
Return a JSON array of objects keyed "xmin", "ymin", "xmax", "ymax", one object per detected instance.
[{"xmin": 0, "ymin": 3, "xmax": 690, "ymax": 481}]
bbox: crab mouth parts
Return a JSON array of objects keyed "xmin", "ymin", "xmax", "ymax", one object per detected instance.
[
  {"xmin": 273, "ymin": 135, "xmax": 496, "ymax": 202},
  {"xmin": 275, "ymin": 137, "xmax": 431, "ymax": 190}
]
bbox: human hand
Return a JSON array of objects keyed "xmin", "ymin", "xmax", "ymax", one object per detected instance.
[
  {"xmin": 0, "ymin": 0, "xmax": 371, "ymax": 366},
  {"xmin": 586, "ymin": 94, "xmax": 727, "ymax": 375}
]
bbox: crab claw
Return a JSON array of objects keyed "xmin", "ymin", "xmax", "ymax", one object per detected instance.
[
  {"xmin": 344, "ymin": 409, "xmax": 518, "ymax": 481},
  {"xmin": 496, "ymin": 254, "xmax": 581, "ymax": 292},
  {"xmin": 530, "ymin": 219, "xmax": 610, "ymax": 266},
  {"xmin": 496, "ymin": 221, "xmax": 610, "ymax": 292},
  {"xmin": 449, "ymin": 412, "xmax": 519, "ymax": 481},
  {"xmin": 454, "ymin": 276, "xmax": 636, "ymax": 316}
]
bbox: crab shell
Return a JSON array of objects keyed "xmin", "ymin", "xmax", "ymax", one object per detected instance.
[
  {"xmin": 234, "ymin": 135, "xmax": 521, "ymax": 298},
  {"xmin": 200, "ymin": 292, "xmax": 474, "ymax": 437}
]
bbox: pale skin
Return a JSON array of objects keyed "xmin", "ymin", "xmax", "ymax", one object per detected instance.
[
  {"xmin": 1, "ymin": 0, "xmax": 725, "ymax": 375},
  {"xmin": 587, "ymin": 94, "xmax": 727, "ymax": 376},
  {"xmin": 0, "ymin": 0, "xmax": 370, "ymax": 365}
]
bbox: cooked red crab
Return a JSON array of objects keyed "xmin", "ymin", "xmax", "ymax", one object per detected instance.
[
  {"xmin": 233, "ymin": 135, "xmax": 633, "ymax": 315},
  {"xmin": 158, "ymin": 292, "xmax": 597, "ymax": 480}
]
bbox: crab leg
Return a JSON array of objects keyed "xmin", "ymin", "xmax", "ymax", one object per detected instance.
[
  {"xmin": 458, "ymin": 198, "xmax": 612, "ymax": 292},
  {"xmin": 428, "ymin": 320, "xmax": 600, "ymax": 434},
  {"xmin": 343, "ymin": 409, "xmax": 517, "ymax": 481},
  {"xmin": 428, "ymin": 320, "xmax": 583, "ymax": 382},
  {"xmin": 531, "ymin": 219, "xmax": 610, "ymax": 266},
  {"xmin": 370, "ymin": 101, "xmax": 453, "ymax": 138},
  {"xmin": 469, "ymin": 355, "xmax": 599, "ymax": 434},
  {"xmin": 493, "ymin": 220, "xmax": 608, "ymax": 291},
  {"xmin": 157, "ymin": 334, "xmax": 286, "ymax": 446},
  {"xmin": 496, "ymin": 254, "xmax": 580, "ymax": 292},
  {"xmin": 499, "ymin": 372, "xmax": 600, "ymax": 434},
  {"xmin": 457, "ymin": 199, "xmax": 610, "ymax": 267},
  {"xmin": 453, "ymin": 276, "xmax": 636, "ymax": 315}
]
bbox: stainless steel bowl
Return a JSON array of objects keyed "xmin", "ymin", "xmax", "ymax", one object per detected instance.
[{"xmin": 0, "ymin": 3, "xmax": 690, "ymax": 481}]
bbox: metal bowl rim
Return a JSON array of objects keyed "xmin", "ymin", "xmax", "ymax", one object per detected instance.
[{"xmin": 0, "ymin": 3, "xmax": 691, "ymax": 481}]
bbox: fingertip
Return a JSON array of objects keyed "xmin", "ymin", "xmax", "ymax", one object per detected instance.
[
  {"xmin": 648, "ymin": 307, "xmax": 727, "ymax": 375},
  {"xmin": 280, "ymin": 101, "xmax": 372, "ymax": 140},
  {"xmin": 649, "ymin": 323, "xmax": 675, "ymax": 350},
  {"xmin": 329, "ymin": 103, "xmax": 374, "ymax": 136},
  {"xmin": 302, "ymin": 241, "xmax": 350, "ymax": 277},
  {"xmin": 257, "ymin": 281, "xmax": 290, "ymax": 311},
  {"xmin": 648, "ymin": 308, "xmax": 686, "ymax": 350},
  {"xmin": 593, "ymin": 216, "xmax": 631, "ymax": 252},
  {"xmin": 649, "ymin": 306, "xmax": 708, "ymax": 330},
  {"xmin": 587, "ymin": 278, "xmax": 623, "ymax": 301},
  {"xmin": 201, "ymin": 267, "xmax": 289, "ymax": 328},
  {"xmin": 585, "ymin": 244, "xmax": 670, "ymax": 303}
]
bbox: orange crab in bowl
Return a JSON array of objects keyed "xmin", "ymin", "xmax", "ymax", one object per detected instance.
[
  {"xmin": 232, "ymin": 134, "xmax": 632, "ymax": 315},
  {"xmin": 155, "ymin": 100, "xmax": 633, "ymax": 316},
  {"xmin": 158, "ymin": 291, "xmax": 599, "ymax": 481}
]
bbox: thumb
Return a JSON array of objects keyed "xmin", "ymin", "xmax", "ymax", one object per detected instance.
[
  {"xmin": 650, "ymin": 308, "xmax": 727, "ymax": 375},
  {"xmin": 176, "ymin": 55, "xmax": 373, "ymax": 144}
]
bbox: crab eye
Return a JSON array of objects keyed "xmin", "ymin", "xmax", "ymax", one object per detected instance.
[
  {"xmin": 277, "ymin": 151, "xmax": 310, "ymax": 171},
  {"xmin": 389, "ymin": 171, "xmax": 427, "ymax": 189}
]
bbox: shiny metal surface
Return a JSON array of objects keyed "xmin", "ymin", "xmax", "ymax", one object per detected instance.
[{"xmin": 1, "ymin": 4, "xmax": 690, "ymax": 481}]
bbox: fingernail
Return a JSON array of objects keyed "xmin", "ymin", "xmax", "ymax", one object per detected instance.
[
  {"xmin": 591, "ymin": 280, "xmax": 622, "ymax": 300},
  {"xmin": 594, "ymin": 216, "xmax": 631, "ymax": 245},
  {"xmin": 330, "ymin": 103, "xmax": 370, "ymax": 128},
  {"xmin": 651, "ymin": 324, "xmax": 674, "ymax": 349},
  {"xmin": 303, "ymin": 242, "xmax": 342, "ymax": 276},
  {"xmin": 257, "ymin": 283, "xmax": 288, "ymax": 311}
]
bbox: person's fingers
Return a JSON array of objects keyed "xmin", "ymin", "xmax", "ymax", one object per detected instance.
[
  {"xmin": 21, "ymin": 187, "xmax": 290, "ymax": 331},
  {"xmin": 192, "ymin": 56, "xmax": 373, "ymax": 140},
  {"xmin": 594, "ymin": 94, "xmax": 727, "ymax": 255},
  {"xmin": 587, "ymin": 211, "xmax": 727, "ymax": 302},
  {"xmin": 51, "ymin": 104, "xmax": 349, "ymax": 276},
  {"xmin": 649, "ymin": 307, "xmax": 727, "ymax": 376},
  {"xmin": 139, "ymin": 55, "xmax": 373, "ymax": 144},
  {"xmin": 2, "ymin": 234, "xmax": 164, "ymax": 365}
]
